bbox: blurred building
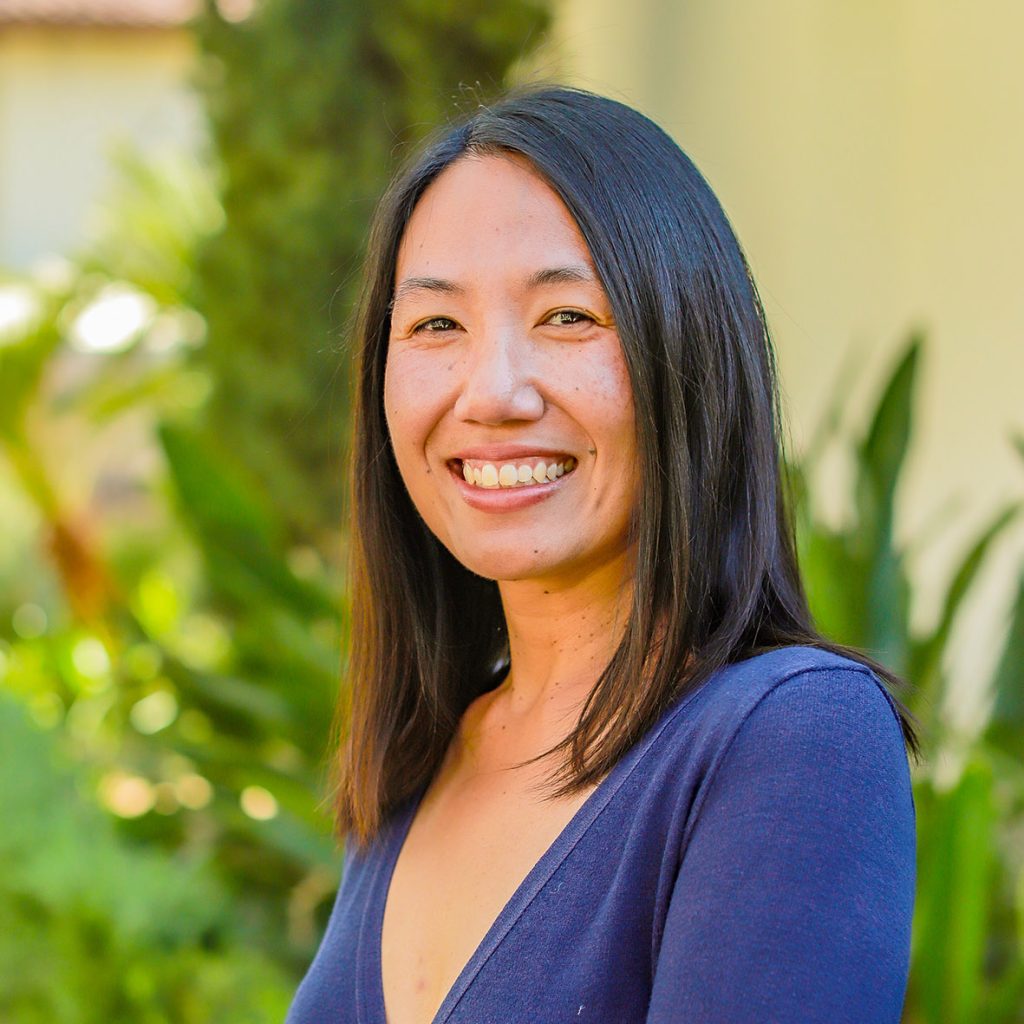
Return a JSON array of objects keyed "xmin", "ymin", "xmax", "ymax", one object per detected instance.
[
  {"xmin": 0, "ymin": 0, "xmax": 202, "ymax": 268},
  {"xmin": 1, "ymin": 0, "xmax": 1020, "ymax": 720}
]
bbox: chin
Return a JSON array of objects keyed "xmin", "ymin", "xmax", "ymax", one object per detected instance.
[
  {"xmin": 446, "ymin": 541, "xmax": 562, "ymax": 584},
  {"xmin": 464, "ymin": 557, "xmax": 557, "ymax": 585}
]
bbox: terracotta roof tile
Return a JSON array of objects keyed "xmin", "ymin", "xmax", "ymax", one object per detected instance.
[{"xmin": 0, "ymin": 0, "xmax": 197, "ymax": 28}]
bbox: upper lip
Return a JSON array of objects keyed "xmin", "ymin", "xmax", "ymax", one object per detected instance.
[{"xmin": 449, "ymin": 444, "xmax": 575, "ymax": 462}]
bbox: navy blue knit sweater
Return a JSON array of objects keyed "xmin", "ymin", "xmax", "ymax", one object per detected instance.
[{"xmin": 287, "ymin": 645, "xmax": 916, "ymax": 1023}]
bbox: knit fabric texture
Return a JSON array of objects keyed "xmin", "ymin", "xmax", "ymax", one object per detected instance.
[{"xmin": 286, "ymin": 645, "xmax": 917, "ymax": 1023}]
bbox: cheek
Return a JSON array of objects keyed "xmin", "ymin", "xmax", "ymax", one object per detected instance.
[
  {"xmin": 578, "ymin": 347, "xmax": 640, "ymax": 524},
  {"xmin": 382, "ymin": 358, "xmax": 404, "ymax": 449},
  {"xmin": 569, "ymin": 343, "xmax": 637, "ymax": 455},
  {"xmin": 383, "ymin": 351, "xmax": 441, "ymax": 457},
  {"xmin": 608, "ymin": 361, "xmax": 637, "ymax": 437},
  {"xmin": 604, "ymin": 346, "xmax": 637, "ymax": 448}
]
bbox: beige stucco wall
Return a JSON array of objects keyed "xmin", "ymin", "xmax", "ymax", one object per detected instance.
[
  {"xmin": 0, "ymin": 25, "xmax": 202, "ymax": 269},
  {"xmin": 548, "ymin": 0, "xmax": 1024, "ymax": 723}
]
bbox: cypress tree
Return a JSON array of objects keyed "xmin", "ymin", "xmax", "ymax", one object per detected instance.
[{"xmin": 192, "ymin": 0, "xmax": 550, "ymax": 541}]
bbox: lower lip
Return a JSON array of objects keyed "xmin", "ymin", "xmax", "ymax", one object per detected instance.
[{"xmin": 448, "ymin": 464, "xmax": 575, "ymax": 512}]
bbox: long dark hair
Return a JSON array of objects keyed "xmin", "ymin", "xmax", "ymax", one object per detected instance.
[{"xmin": 335, "ymin": 85, "xmax": 921, "ymax": 845}]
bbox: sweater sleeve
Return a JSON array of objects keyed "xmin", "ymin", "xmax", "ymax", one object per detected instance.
[{"xmin": 645, "ymin": 667, "xmax": 917, "ymax": 1024}]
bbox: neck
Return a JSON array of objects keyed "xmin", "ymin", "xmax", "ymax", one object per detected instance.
[{"xmin": 483, "ymin": 551, "xmax": 635, "ymax": 745}]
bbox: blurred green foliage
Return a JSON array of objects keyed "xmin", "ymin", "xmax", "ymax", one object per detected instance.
[
  {"xmin": 791, "ymin": 339, "xmax": 1024, "ymax": 1023},
  {"xmin": 0, "ymin": 694, "xmax": 293, "ymax": 1023},
  {"xmin": 0, "ymin": 155, "xmax": 329, "ymax": 1015},
  {"xmin": 0, "ymin": 0, "xmax": 549, "ymax": 1019},
  {"xmin": 1, "ymin": 1, "xmax": 1022, "ymax": 1019}
]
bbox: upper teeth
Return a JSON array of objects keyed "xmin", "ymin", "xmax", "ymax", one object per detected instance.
[{"xmin": 461, "ymin": 457, "xmax": 577, "ymax": 488}]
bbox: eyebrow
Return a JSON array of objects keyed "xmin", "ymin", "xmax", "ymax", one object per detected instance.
[
  {"xmin": 390, "ymin": 264, "xmax": 599, "ymax": 307},
  {"xmin": 390, "ymin": 277, "xmax": 463, "ymax": 309},
  {"xmin": 526, "ymin": 264, "xmax": 597, "ymax": 288}
]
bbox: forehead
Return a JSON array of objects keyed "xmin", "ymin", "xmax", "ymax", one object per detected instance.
[{"xmin": 394, "ymin": 153, "xmax": 597, "ymax": 286}]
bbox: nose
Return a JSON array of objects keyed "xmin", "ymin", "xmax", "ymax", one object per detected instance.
[{"xmin": 452, "ymin": 329, "xmax": 544, "ymax": 425}]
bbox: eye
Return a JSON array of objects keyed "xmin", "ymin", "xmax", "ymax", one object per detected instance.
[
  {"xmin": 545, "ymin": 309, "xmax": 594, "ymax": 327},
  {"xmin": 412, "ymin": 316, "xmax": 460, "ymax": 333}
]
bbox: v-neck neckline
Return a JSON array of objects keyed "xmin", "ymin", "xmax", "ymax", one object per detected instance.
[{"xmin": 361, "ymin": 678, "xmax": 712, "ymax": 1024}]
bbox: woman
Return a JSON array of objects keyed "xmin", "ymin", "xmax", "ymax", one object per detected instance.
[{"xmin": 287, "ymin": 86, "xmax": 919, "ymax": 1023}]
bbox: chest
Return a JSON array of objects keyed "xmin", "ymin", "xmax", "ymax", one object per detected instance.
[{"xmin": 379, "ymin": 773, "xmax": 597, "ymax": 1024}]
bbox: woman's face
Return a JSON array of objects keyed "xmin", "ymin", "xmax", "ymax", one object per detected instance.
[{"xmin": 384, "ymin": 152, "xmax": 638, "ymax": 587}]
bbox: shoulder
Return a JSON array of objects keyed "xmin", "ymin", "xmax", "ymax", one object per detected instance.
[
  {"xmin": 677, "ymin": 644, "xmax": 905, "ymax": 749},
  {"xmin": 645, "ymin": 645, "xmax": 912, "ymax": 810},
  {"xmin": 644, "ymin": 649, "xmax": 916, "ymax": 1023},
  {"xmin": 672, "ymin": 644, "xmax": 915, "ymax": 827}
]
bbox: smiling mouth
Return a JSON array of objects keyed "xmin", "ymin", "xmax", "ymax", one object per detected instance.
[{"xmin": 450, "ymin": 456, "xmax": 578, "ymax": 489}]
